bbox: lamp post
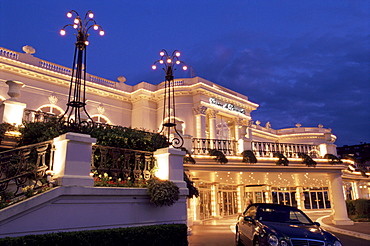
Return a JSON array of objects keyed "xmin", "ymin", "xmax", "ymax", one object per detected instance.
[
  {"xmin": 152, "ymin": 49, "xmax": 188, "ymax": 148},
  {"xmin": 58, "ymin": 10, "xmax": 104, "ymax": 133}
]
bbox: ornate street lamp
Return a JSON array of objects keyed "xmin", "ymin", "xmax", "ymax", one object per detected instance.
[
  {"xmin": 58, "ymin": 10, "xmax": 105, "ymax": 133},
  {"xmin": 152, "ymin": 49, "xmax": 188, "ymax": 148}
]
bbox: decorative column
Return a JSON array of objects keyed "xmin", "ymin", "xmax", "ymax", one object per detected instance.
[
  {"xmin": 327, "ymin": 172, "xmax": 354, "ymax": 225},
  {"xmin": 352, "ymin": 181, "xmax": 360, "ymax": 199},
  {"xmin": 193, "ymin": 105, "xmax": 207, "ymax": 139},
  {"xmin": 207, "ymin": 109, "xmax": 217, "ymax": 139},
  {"xmin": 238, "ymin": 185, "xmax": 245, "ymax": 213},
  {"xmin": 52, "ymin": 132, "xmax": 96, "ymax": 186},
  {"xmin": 0, "ymin": 80, "xmax": 26, "ymax": 126},
  {"xmin": 236, "ymin": 118, "xmax": 251, "ymax": 153},
  {"xmin": 296, "ymin": 186, "xmax": 305, "ymax": 210}
]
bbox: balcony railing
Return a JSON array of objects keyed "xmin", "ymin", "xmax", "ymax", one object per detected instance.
[
  {"xmin": 0, "ymin": 140, "xmax": 55, "ymax": 199},
  {"xmin": 23, "ymin": 109, "xmax": 57, "ymax": 123},
  {"xmin": 91, "ymin": 145, "xmax": 156, "ymax": 182},
  {"xmin": 252, "ymin": 141, "xmax": 320, "ymax": 158},
  {"xmin": 1, "ymin": 47, "xmax": 117, "ymax": 88},
  {"xmin": 192, "ymin": 138, "xmax": 237, "ymax": 156}
]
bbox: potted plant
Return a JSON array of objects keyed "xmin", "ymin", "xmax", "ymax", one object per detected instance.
[
  {"xmin": 209, "ymin": 149, "xmax": 228, "ymax": 164},
  {"xmin": 241, "ymin": 150, "xmax": 257, "ymax": 164},
  {"xmin": 298, "ymin": 153, "xmax": 317, "ymax": 167},
  {"xmin": 274, "ymin": 152, "xmax": 289, "ymax": 166}
]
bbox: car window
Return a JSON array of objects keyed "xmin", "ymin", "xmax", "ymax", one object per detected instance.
[
  {"xmin": 245, "ymin": 205, "xmax": 257, "ymax": 219},
  {"xmin": 256, "ymin": 207, "xmax": 313, "ymax": 224},
  {"xmin": 288, "ymin": 210, "xmax": 312, "ymax": 224}
]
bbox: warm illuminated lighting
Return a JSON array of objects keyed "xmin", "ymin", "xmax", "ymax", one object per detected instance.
[
  {"xmin": 73, "ymin": 24, "xmax": 78, "ymax": 29},
  {"xmin": 175, "ymin": 51, "xmax": 181, "ymax": 57},
  {"xmin": 160, "ymin": 51, "xmax": 165, "ymax": 56},
  {"xmin": 99, "ymin": 30, "xmax": 105, "ymax": 36},
  {"xmin": 84, "ymin": 41, "xmax": 89, "ymax": 46},
  {"xmin": 152, "ymin": 65, "xmax": 157, "ymax": 70},
  {"xmin": 67, "ymin": 12, "xmax": 72, "ymax": 18},
  {"xmin": 88, "ymin": 12, "xmax": 94, "ymax": 18},
  {"xmin": 167, "ymin": 58, "xmax": 172, "ymax": 63},
  {"xmin": 60, "ymin": 29, "xmax": 66, "ymax": 36},
  {"xmin": 93, "ymin": 25, "xmax": 99, "ymax": 30},
  {"xmin": 176, "ymin": 60, "xmax": 181, "ymax": 64},
  {"xmin": 74, "ymin": 18, "xmax": 79, "ymax": 24},
  {"xmin": 183, "ymin": 65, "xmax": 188, "ymax": 71},
  {"xmin": 159, "ymin": 60, "xmax": 164, "ymax": 64}
]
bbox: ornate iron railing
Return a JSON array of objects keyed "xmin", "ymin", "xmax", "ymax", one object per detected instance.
[
  {"xmin": 192, "ymin": 138, "xmax": 237, "ymax": 156},
  {"xmin": 91, "ymin": 145, "xmax": 156, "ymax": 182},
  {"xmin": 252, "ymin": 141, "xmax": 320, "ymax": 158},
  {"xmin": 0, "ymin": 140, "xmax": 55, "ymax": 199}
]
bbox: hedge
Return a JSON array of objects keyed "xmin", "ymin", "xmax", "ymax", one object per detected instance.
[
  {"xmin": 346, "ymin": 199, "xmax": 370, "ymax": 219},
  {"xmin": 0, "ymin": 224, "xmax": 188, "ymax": 246}
]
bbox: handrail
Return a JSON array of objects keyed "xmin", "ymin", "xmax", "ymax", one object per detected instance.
[
  {"xmin": 192, "ymin": 138, "xmax": 237, "ymax": 156},
  {"xmin": 91, "ymin": 145, "xmax": 156, "ymax": 182},
  {"xmin": 252, "ymin": 141, "xmax": 320, "ymax": 158},
  {"xmin": 0, "ymin": 140, "xmax": 55, "ymax": 199}
]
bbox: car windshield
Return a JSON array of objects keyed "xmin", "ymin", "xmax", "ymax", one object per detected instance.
[{"xmin": 256, "ymin": 206, "xmax": 313, "ymax": 225}]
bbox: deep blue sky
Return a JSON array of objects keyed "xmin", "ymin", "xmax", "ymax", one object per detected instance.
[{"xmin": 1, "ymin": 1, "xmax": 369, "ymax": 147}]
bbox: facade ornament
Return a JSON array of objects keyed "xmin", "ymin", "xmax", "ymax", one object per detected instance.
[
  {"xmin": 265, "ymin": 121, "xmax": 271, "ymax": 129},
  {"xmin": 97, "ymin": 104, "xmax": 105, "ymax": 115},
  {"xmin": 193, "ymin": 105, "xmax": 207, "ymax": 115},
  {"xmin": 48, "ymin": 94, "xmax": 58, "ymax": 105},
  {"xmin": 318, "ymin": 124, "xmax": 323, "ymax": 128},
  {"xmin": 22, "ymin": 45, "xmax": 36, "ymax": 55},
  {"xmin": 295, "ymin": 123, "xmax": 302, "ymax": 128},
  {"xmin": 207, "ymin": 109, "xmax": 217, "ymax": 118},
  {"xmin": 117, "ymin": 76, "xmax": 126, "ymax": 83},
  {"xmin": 255, "ymin": 120, "xmax": 261, "ymax": 126},
  {"xmin": 6, "ymin": 80, "xmax": 24, "ymax": 101}
]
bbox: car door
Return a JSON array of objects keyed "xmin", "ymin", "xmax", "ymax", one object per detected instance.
[{"xmin": 239, "ymin": 205, "xmax": 257, "ymax": 246}]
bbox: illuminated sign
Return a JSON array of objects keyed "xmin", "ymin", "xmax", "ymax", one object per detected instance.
[{"xmin": 209, "ymin": 98, "xmax": 245, "ymax": 114}]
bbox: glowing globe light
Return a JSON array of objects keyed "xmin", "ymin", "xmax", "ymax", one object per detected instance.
[
  {"xmin": 73, "ymin": 24, "xmax": 78, "ymax": 29},
  {"xmin": 93, "ymin": 25, "xmax": 98, "ymax": 30},
  {"xmin": 175, "ymin": 52, "xmax": 181, "ymax": 57},
  {"xmin": 176, "ymin": 60, "xmax": 180, "ymax": 64},
  {"xmin": 60, "ymin": 29, "xmax": 66, "ymax": 36},
  {"xmin": 160, "ymin": 51, "xmax": 165, "ymax": 56},
  {"xmin": 159, "ymin": 60, "xmax": 164, "ymax": 64},
  {"xmin": 183, "ymin": 65, "xmax": 188, "ymax": 71},
  {"xmin": 67, "ymin": 12, "xmax": 73, "ymax": 18},
  {"xmin": 88, "ymin": 12, "xmax": 94, "ymax": 18},
  {"xmin": 84, "ymin": 41, "xmax": 89, "ymax": 46},
  {"xmin": 74, "ymin": 18, "xmax": 79, "ymax": 24},
  {"xmin": 152, "ymin": 65, "xmax": 157, "ymax": 70},
  {"xmin": 99, "ymin": 30, "xmax": 105, "ymax": 36},
  {"xmin": 167, "ymin": 58, "xmax": 172, "ymax": 63}
]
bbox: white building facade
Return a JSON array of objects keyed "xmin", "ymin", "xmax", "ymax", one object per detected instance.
[{"xmin": 1, "ymin": 46, "xmax": 369, "ymax": 225}]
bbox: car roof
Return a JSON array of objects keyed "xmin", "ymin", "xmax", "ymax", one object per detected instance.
[{"xmin": 248, "ymin": 203, "xmax": 301, "ymax": 210}]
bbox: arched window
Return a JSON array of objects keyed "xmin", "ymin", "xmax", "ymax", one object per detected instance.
[
  {"xmin": 37, "ymin": 104, "xmax": 64, "ymax": 116},
  {"xmin": 91, "ymin": 114, "xmax": 111, "ymax": 124}
]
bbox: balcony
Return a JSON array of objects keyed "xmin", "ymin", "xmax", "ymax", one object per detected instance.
[{"xmin": 191, "ymin": 138, "xmax": 319, "ymax": 158}]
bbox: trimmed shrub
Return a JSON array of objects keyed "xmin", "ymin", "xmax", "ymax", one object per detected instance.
[
  {"xmin": 0, "ymin": 224, "xmax": 188, "ymax": 246},
  {"xmin": 209, "ymin": 149, "xmax": 228, "ymax": 164},
  {"xmin": 147, "ymin": 177, "xmax": 180, "ymax": 206},
  {"xmin": 241, "ymin": 150, "xmax": 257, "ymax": 164}
]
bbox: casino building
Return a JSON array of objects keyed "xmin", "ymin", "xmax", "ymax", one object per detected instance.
[{"xmin": 0, "ymin": 46, "xmax": 369, "ymax": 225}]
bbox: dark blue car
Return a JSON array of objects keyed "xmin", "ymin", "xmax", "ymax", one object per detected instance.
[{"xmin": 235, "ymin": 203, "xmax": 342, "ymax": 246}]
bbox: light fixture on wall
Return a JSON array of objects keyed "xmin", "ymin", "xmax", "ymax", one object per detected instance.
[
  {"xmin": 152, "ymin": 49, "xmax": 188, "ymax": 148},
  {"xmin": 58, "ymin": 10, "xmax": 105, "ymax": 133}
]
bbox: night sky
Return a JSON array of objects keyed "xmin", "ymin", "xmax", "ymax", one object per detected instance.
[{"xmin": 1, "ymin": 1, "xmax": 369, "ymax": 147}]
